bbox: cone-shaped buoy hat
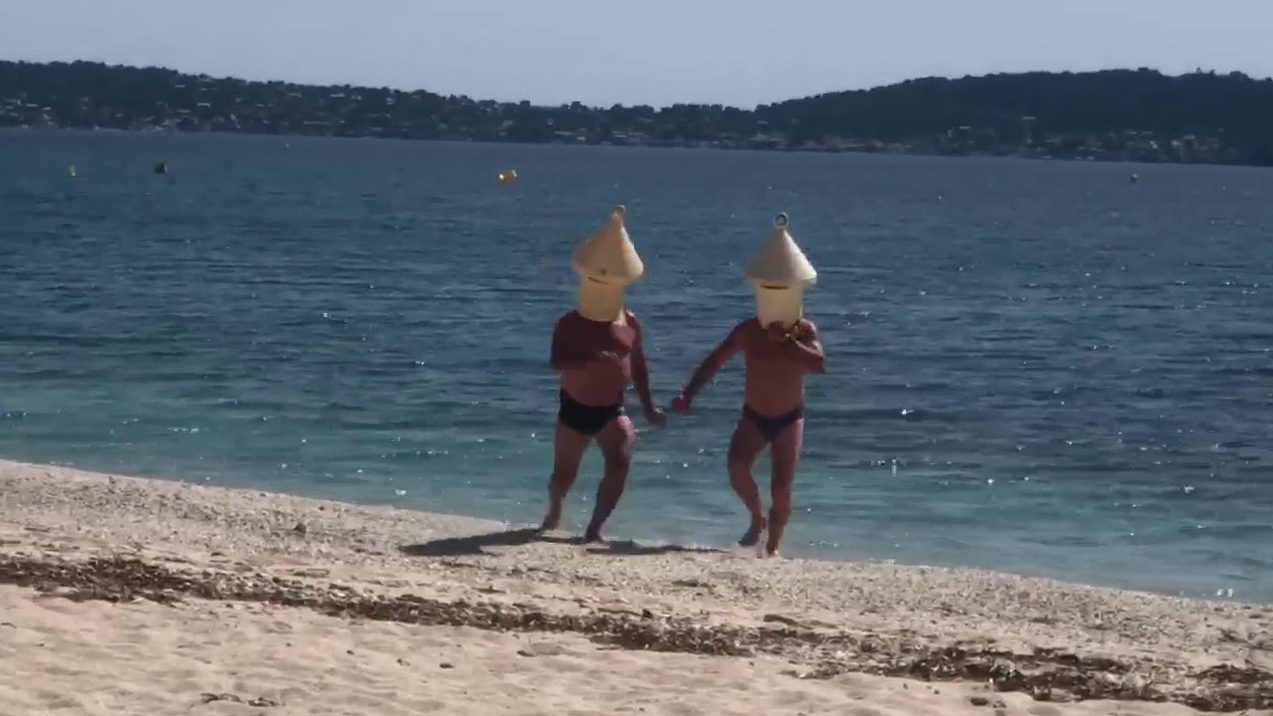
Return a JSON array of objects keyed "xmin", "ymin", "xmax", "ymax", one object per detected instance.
[
  {"xmin": 570, "ymin": 206, "xmax": 643, "ymax": 322},
  {"xmin": 745, "ymin": 213, "xmax": 816, "ymax": 287},
  {"xmin": 745, "ymin": 213, "xmax": 816, "ymax": 327},
  {"xmin": 571, "ymin": 205, "xmax": 644, "ymax": 286}
]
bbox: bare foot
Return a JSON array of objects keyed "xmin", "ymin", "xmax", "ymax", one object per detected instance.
[
  {"xmin": 763, "ymin": 549, "xmax": 782, "ymax": 559},
  {"xmin": 582, "ymin": 524, "xmax": 606, "ymax": 545},
  {"xmin": 540, "ymin": 500, "xmax": 562, "ymax": 532},
  {"xmin": 738, "ymin": 518, "xmax": 767, "ymax": 547}
]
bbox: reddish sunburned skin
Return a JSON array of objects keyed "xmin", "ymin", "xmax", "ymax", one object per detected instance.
[
  {"xmin": 672, "ymin": 318, "xmax": 825, "ymax": 557},
  {"xmin": 542, "ymin": 310, "xmax": 665, "ymax": 543}
]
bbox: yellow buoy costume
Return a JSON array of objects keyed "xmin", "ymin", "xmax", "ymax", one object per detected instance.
[
  {"xmin": 744, "ymin": 213, "xmax": 816, "ymax": 328},
  {"xmin": 569, "ymin": 205, "xmax": 644, "ymax": 322}
]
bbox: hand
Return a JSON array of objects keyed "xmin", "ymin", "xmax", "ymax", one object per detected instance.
[
  {"xmin": 766, "ymin": 322, "xmax": 791, "ymax": 343},
  {"xmin": 644, "ymin": 407, "xmax": 668, "ymax": 427},
  {"xmin": 791, "ymin": 320, "xmax": 814, "ymax": 342},
  {"xmin": 670, "ymin": 393, "xmax": 692, "ymax": 414}
]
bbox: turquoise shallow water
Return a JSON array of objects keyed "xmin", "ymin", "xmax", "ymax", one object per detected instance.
[{"xmin": 2, "ymin": 129, "xmax": 1271, "ymax": 600}]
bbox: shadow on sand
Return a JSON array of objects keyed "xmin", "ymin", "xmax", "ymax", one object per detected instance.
[
  {"xmin": 587, "ymin": 540, "xmax": 721, "ymax": 557},
  {"xmin": 399, "ymin": 528, "xmax": 557, "ymax": 557},
  {"xmin": 399, "ymin": 528, "xmax": 722, "ymax": 558}
]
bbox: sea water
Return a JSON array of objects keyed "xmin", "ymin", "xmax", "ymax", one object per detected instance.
[{"xmin": 2, "ymin": 129, "xmax": 1270, "ymax": 600}]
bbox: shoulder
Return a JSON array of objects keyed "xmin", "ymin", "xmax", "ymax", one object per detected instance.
[
  {"xmin": 623, "ymin": 309, "xmax": 644, "ymax": 334},
  {"xmin": 730, "ymin": 318, "xmax": 759, "ymax": 342},
  {"xmin": 554, "ymin": 311, "xmax": 579, "ymax": 330}
]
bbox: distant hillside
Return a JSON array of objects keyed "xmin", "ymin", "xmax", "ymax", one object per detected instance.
[
  {"xmin": 758, "ymin": 69, "xmax": 1273, "ymax": 160},
  {"xmin": 2, "ymin": 61, "xmax": 1271, "ymax": 165}
]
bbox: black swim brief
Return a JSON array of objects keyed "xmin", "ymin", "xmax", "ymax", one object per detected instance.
[
  {"xmin": 743, "ymin": 404, "xmax": 804, "ymax": 443},
  {"xmin": 558, "ymin": 390, "xmax": 624, "ymax": 436}
]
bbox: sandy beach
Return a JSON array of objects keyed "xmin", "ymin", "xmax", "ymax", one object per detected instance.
[{"xmin": 1, "ymin": 458, "xmax": 1269, "ymax": 715}]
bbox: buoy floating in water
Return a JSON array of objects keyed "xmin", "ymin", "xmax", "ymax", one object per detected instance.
[
  {"xmin": 1129, "ymin": 173, "xmax": 1140, "ymax": 184},
  {"xmin": 154, "ymin": 161, "xmax": 169, "ymax": 175},
  {"xmin": 68, "ymin": 165, "xmax": 77, "ymax": 178},
  {"xmin": 498, "ymin": 169, "xmax": 518, "ymax": 186}
]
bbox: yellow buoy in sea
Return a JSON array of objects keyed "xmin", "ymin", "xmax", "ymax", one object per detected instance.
[
  {"xmin": 68, "ymin": 165, "xmax": 77, "ymax": 178},
  {"xmin": 154, "ymin": 161, "xmax": 169, "ymax": 175},
  {"xmin": 498, "ymin": 169, "xmax": 518, "ymax": 186}
]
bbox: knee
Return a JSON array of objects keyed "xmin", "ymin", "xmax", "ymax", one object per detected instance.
[{"xmin": 727, "ymin": 449, "xmax": 752, "ymax": 475}]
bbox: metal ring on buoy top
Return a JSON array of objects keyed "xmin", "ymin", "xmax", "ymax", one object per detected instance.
[{"xmin": 774, "ymin": 212, "xmax": 790, "ymax": 229}]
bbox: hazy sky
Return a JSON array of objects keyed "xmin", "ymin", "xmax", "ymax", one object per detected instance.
[{"xmin": 2, "ymin": 0, "xmax": 1271, "ymax": 107}]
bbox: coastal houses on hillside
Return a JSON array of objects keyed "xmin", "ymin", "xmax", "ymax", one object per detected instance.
[{"xmin": 2, "ymin": 61, "xmax": 1270, "ymax": 166}]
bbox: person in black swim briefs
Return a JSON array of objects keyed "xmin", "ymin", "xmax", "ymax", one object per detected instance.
[
  {"xmin": 672, "ymin": 317, "xmax": 824, "ymax": 556},
  {"xmin": 545, "ymin": 310, "xmax": 664, "ymax": 543},
  {"xmin": 542, "ymin": 207, "xmax": 665, "ymax": 543},
  {"xmin": 671, "ymin": 213, "xmax": 824, "ymax": 558}
]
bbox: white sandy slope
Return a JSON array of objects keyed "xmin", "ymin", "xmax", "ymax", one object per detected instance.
[
  {"xmin": 1, "ymin": 459, "xmax": 1270, "ymax": 716},
  {"xmin": 0, "ymin": 583, "xmax": 1231, "ymax": 716}
]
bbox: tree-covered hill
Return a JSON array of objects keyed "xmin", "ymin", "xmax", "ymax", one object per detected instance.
[{"xmin": 3, "ymin": 61, "xmax": 1270, "ymax": 165}]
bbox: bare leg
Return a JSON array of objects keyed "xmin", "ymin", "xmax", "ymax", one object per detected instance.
[
  {"xmin": 540, "ymin": 422, "xmax": 592, "ymax": 531},
  {"xmin": 727, "ymin": 417, "xmax": 768, "ymax": 546},
  {"xmin": 583, "ymin": 415, "xmax": 636, "ymax": 543},
  {"xmin": 765, "ymin": 418, "xmax": 804, "ymax": 557}
]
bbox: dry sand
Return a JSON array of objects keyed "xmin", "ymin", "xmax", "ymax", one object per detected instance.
[{"xmin": 1, "ymin": 459, "xmax": 1270, "ymax": 715}]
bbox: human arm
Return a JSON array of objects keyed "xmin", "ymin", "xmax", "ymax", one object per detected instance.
[
  {"xmin": 627, "ymin": 313, "xmax": 666, "ymax": 426},
  {"xmin": 672, "ymin": 321, "xmax": 748, "ymax": 411}
]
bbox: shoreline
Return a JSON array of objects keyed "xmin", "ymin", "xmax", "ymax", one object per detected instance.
[
  {"xmin": 2, "ymin": 458, "xmax": 1271, "ymax": 713},
  {"xmin": 8, "ymin": 125, "xmax": 1270, "ymax": 172}
]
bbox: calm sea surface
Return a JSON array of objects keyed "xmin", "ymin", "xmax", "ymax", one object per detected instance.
[{"xmin": 2, "ymin": 129, "xmax": 1271, "ymax": 600}]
